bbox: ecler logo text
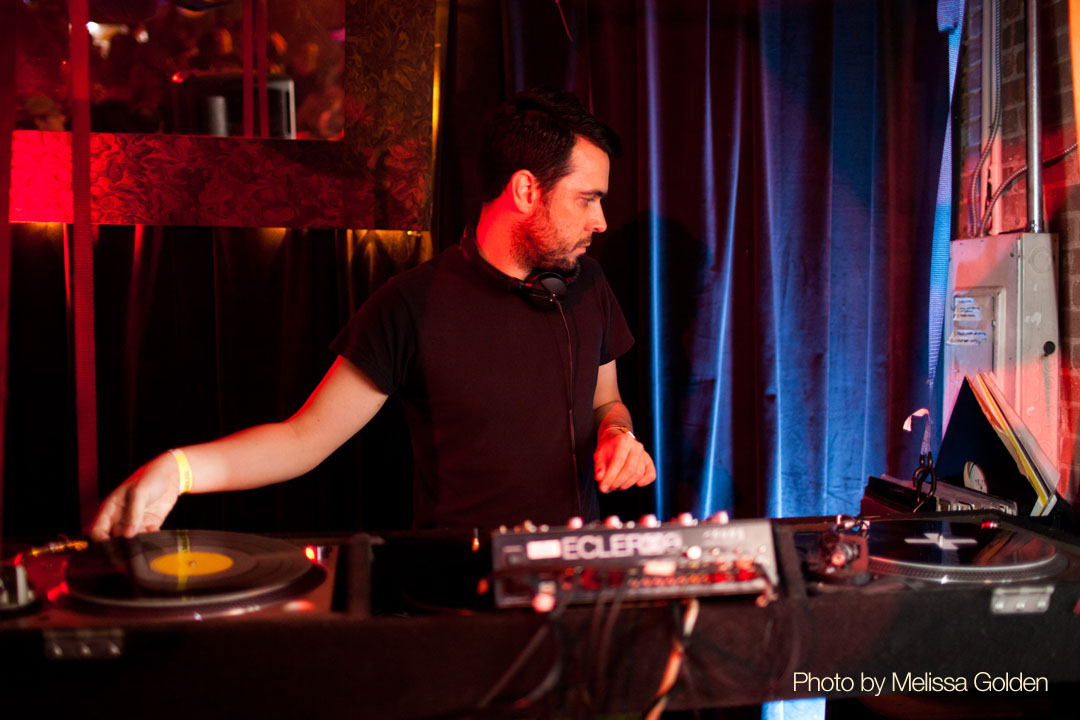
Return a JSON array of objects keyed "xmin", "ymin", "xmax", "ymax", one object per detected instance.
[{"xmin": 561, "ymin": 531, "xmax": 683, "ymax": 560}]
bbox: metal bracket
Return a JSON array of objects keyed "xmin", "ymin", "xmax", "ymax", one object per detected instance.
[
  {"xmin": 43, "ymin": 629, "xmax": 124, "ymax": 660},
  {"xmin": 990, "ymin": 585, "xmax": 1054, "ymax": 615}
]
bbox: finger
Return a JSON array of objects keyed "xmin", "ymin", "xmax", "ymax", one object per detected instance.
[
  {"xmin": 594, "ymin": 446, "xmax": 610, "ymax": 481},
  {"xmin": 89, "ymin": 498, "xmax": 120, "ymax": 542},
  {"xmin": 613, "ymin": 451, "xmax": 646, "ymax": 491},
  {"xmin": 122, "ymin": 482, "xmax": 148, "ymax": 539},
  {"xmin": 606, "ymin": 453, "xmax": 636, "ymax": 491},
  {"xmin": 594, "ymin": 436, "xmax": 620, "ymax": 480},
  {"xmin": 599, "ymin": 440, "xmax": 632, "ymax": 492},
  {"xmin": 140, "ymin": 508, "xmax": 168, "ymax": 534},
  {"xmin": 628, "ymin": 453, "xmax": 648, "ymax": 488},
  {"xmin": 637, "ymin": 455, "xmax": 657, "ymax": 486}
]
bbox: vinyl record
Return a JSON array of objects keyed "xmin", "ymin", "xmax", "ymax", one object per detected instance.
[
  {"xmin": 867, "ymin": 519, "xmax": 1066, "ymax": 583},
  {"xmin": 60, "ymin": 530, "xmax": 325, "ymax": 615}
]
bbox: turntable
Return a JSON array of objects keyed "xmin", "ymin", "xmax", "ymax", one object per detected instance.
[
  {"xmin": 794, "ymin": 513, "xmax": 1080, "ymax": 597},
  {"xmin": 2, "ymin": 529, "xmax": 341, "ymax": 632},
  {"xmin": 2, "ymin": 517, "xmax": 1080, "ymax": 718},
  {"xmin": 60, "ymin": 530, "xmax": 329, "ymax": 617},
  {"xmin": 863, "ymin": 517, "xmax": 1067, "ymax": 584}
]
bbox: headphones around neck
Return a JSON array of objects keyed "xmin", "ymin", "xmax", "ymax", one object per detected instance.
[
  {"xmin": 460, "ymin": 230, "xmax": 576, "ymax": 311},
  {"xmin": 519, "ymin": 271, "xmax": 569, "ymax": 310}
]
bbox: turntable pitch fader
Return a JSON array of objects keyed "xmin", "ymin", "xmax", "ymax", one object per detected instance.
[{"xmin": 490, "ymin": 512, "xmax": 780, "ymax": 610}]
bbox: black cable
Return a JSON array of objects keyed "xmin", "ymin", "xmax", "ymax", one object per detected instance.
[
  {"xmin": 969, "ymin": 0, "xmax": 1002, "ymax": 236},
  {"xmin": 567, "ymin": 581, "xmax": 625, "ymax": 717},
  {"xmin": 554, "ymin": 298, "xmax": 582, "ymax": 516},
  {"xmin": 511, "ymin": 620, "xmax": 566, "ymax": 710},
  {"xmin": 674, "ymin": 639, "xmax": 706, "ymax": 720},
  {"xmin": 395, "ymin": 586, "xmax": 477, "ymax": 616},
  {"xmin": 591, "ymin": 580, "xmax": 631, "ymax": 709},
  {"xmin": 642, "ymin": 603, "xmax": 684, "ymax": 720},
  {"xmin": 474, "ymin": 576, "xmax": 576, "ymax": 712},
  {"xmin": 578, "ymin": 583, "xmax": 612, "ymax": 713},
  {"xmin": 977, "ymin": 142, "xmax": 1078, "ymax": 236},
  {"xmin": 643, "ymin": 597, "xmax": 700, "ymax": 720},
  {"xmin": 676, "ymin": 573, "xmax": 801, "ymax": 692},
  {"xmin": 475, "ymin": 620, "xmax": 554, "ymax": 710}
]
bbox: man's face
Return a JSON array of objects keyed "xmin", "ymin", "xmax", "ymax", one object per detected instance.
[{"xmin": 513, "ymin": 137, "xmax": 610, "ymax": 273}]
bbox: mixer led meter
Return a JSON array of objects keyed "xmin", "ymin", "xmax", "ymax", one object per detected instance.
[{"xmin": 490, "ymin": 512, "xmax": 781, "ymax": 610}]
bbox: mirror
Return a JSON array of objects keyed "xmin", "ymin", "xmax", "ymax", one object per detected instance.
[{"xmin": 15, "ymin": 0, "xmax": 345, "ymax": 140}]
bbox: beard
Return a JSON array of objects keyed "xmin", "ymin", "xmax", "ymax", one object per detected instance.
[{"xmin": 511, "ymin": 200, "xmax": 588, "ymax": 274}]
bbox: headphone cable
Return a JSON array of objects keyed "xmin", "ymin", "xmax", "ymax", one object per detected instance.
[{"xmin": 554, "ymin": 298, "xmax": 581, "ymax": 516}]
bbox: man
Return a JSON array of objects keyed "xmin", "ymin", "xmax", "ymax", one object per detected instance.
[{"xmin": 90, "ymin": 89, "xmax": 654, "ymax": 541}]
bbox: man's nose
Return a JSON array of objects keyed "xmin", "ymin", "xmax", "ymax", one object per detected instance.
[{"xmin": 591, "ymin": 204, "xmax": 607, "ymax": 234}]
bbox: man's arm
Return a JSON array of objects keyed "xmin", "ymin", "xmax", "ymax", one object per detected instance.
[
  {"xmin": 592, "ymin": 359, "xmax": 656, "ymax": 493},
  {"xmin": 89, "ymin": 357, "xmax": 387, "ymax": 540}
]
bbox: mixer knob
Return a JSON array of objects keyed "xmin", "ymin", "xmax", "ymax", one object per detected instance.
[
  {"xmin": 676, "ymin": 512, "xmax": 696, "ymax": 527},
  {"xmin": 566, "ymin": 516, "xmax": 584, "ymax": 530},
  {"xmin": 685, "ymin": 545, "xmax": 703, "ymax": 561},
  {"xmin": 706, "ymin": 510, "xmax": 730, "ymax": 524},
  {"xmin": 604, "ymin": 515, "xmax": 624, "ymax": 529},
  {"xmin": 532, "ymin": 590, "xmax": 556, "ymax": 614},
  {"xmin": 639, "ymin": 513, "xmax": 660, "ymax": 528}
]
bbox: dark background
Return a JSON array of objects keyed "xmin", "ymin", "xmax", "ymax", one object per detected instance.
[{"xmin": 3, "ymin": 0, "xmax": 947, "ymax": 540}]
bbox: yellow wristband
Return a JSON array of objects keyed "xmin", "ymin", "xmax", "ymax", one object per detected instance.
[{"xmin": 170, "ymin": 449, "xmax": 193, "ymax": 495}]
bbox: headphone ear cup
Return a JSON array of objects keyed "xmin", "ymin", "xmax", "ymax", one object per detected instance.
[{"xmin": 522, "ymin": 272, "xmax": 568, "ymax": 310}]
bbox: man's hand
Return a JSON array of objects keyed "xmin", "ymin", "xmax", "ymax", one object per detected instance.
[
  {"xmin": 89, "ymin": 453, "xmax": 181, "ymax": 541},
  {"xmin": 592, "ymin": 360, "xmax": 655, "ymax": 493},
  {"xmin": 594, "ymin": 426, "xmax": 656, "ymax": 493},
  {"xmin": 88, "ymin": 358, "xmax": 388, "ymax": 542}
]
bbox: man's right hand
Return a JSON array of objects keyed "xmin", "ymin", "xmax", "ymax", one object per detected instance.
[{"xmin": 89, "ymin": 453, "xmax": 181, "ymax": 541}]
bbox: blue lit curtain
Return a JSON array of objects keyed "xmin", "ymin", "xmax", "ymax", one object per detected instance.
[{"xmin": 437, "ymin": 0, "xmax": 948, "ymax": 520}]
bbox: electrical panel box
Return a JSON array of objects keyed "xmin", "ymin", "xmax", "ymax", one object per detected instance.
[{"xmin": 943, "ymin": 233, "xmax": 1060, "ymax": 472}]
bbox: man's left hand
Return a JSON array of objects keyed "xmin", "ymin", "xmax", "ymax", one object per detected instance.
[{"xmin": 594, "ymin": 427, "xmax": 656, "ymax": 493}]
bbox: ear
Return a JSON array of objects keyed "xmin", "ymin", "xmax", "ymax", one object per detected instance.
[{"xmin": 508, "ymin": 169, "xmax": 540, "ymax": 213}]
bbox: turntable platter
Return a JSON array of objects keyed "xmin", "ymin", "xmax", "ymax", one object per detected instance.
[
  {"xmin": 57, "ymin": 530, "xmax": 326, "ymax": 616},
  {"xmin": 866, "ymin": 519, "xmax": 1068, "ymax": 583}
]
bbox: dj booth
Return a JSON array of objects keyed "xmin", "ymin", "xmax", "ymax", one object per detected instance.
[{"xmin": 2, "ymin": 511, "xmax": 1080, "ymax": 718}]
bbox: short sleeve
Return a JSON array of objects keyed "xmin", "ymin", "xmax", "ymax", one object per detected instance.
[
  {"xmin": 596, "ymin": 268, "xmax": 634, "ymax": 365},
  {"xmin": 329, "ymin": 279, "xmax": 416, "ymax": 395}
]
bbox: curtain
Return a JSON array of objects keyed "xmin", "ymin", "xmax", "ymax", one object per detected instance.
[
  {"xmin": 437, "ymin": 0, "xmax": 947, "ymax": 520},
  {"xmin": 4, "ymin": 224, "xmax": 429, "ymax": 537},
  {"xmin": 5, "ymin": 0, "xmax": 949, "ymax": 537}
]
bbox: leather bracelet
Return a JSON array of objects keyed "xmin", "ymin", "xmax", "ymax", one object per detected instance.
[{"xmin": 602, "ymin": 425, "xmax": 635, "ymax": 439}]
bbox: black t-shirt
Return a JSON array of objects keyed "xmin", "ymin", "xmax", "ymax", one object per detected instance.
[{"xmin": 330, "ymin": 239, "xmax": 634, "ymax": 529}]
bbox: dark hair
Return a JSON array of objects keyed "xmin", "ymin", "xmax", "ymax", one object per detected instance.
[{"xmin": 480, "ymin": 88, "xmax": 621, "ymax": 202}]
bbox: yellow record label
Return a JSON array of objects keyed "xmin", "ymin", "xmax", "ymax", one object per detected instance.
[{"xmin": 149, "ymin": 551, "xmax": 235, "ymax": 577}]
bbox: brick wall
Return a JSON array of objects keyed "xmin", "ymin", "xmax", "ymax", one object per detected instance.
[{"xmin": 958, "ymin": 0, "xmax": 1080, "ymax": 502}]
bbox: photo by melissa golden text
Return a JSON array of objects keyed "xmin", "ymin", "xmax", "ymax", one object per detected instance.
[{"xmin": 794, "ymin": 671, "xmax": 1050, "ymax": 696}]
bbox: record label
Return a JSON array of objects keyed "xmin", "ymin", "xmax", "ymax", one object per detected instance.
[{"xmin": 149, "ymin": 551, "xmax": 235, "ymax": 577}]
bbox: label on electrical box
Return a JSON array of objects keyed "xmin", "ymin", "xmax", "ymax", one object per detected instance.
[
  {"xmin": 953, "ymin": 296, "xmax": 982, "ymax": 322},
  {"xmin": 947, "ymin": 328, "xmax": 988, "ymax": 346}
]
